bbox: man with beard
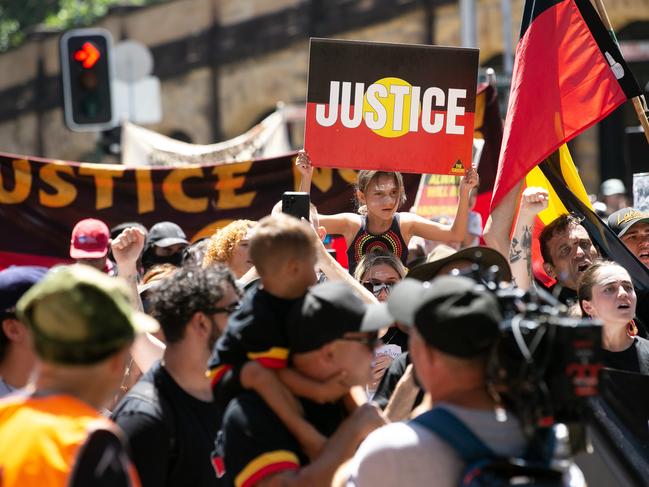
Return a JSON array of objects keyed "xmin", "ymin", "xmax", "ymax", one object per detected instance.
[
  {"xmin": 112, "ymin": 265, "xmax": 240, "ymax": 487},
  {"xmin": 608, "ymin": 208, "xmax": 649, "ymax": 268},
  {"xmin": 506, "ymin": 190, "xmax": 599, "ymax": 305},
  {"xmin": 538, "ymin": 214, "xmax": 599, "ymax": 306}
]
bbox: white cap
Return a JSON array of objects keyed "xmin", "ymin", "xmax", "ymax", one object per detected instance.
[{"xmin": 600, "ymin": 178, "xmax": 626, "ymax": 197}]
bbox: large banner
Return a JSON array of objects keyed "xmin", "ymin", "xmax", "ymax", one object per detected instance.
[
  {"xmin": 0, "ymin": 152, "xmax": 419, "ymax": 268},
  {"xmin": 305, "ymin": 38, "xmax": 479, "ymax": 175},
  {"xmin": 121, "ymin": 109, "xmax": 292, "ymax": 167}
]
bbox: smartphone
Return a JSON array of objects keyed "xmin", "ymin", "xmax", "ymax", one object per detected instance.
[{"xmin": 282, "ymin": 192, "xmax": 310, "ymax": 221}]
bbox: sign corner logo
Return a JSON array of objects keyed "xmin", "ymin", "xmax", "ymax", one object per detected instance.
[{"xmin": 450, "ymin": 159, "xmax": 465, "ymax": 174}]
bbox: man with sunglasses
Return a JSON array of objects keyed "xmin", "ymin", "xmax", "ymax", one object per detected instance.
[
  {"xmin": 112, "ymin": 265, "xmax": 240, "ymax": 487},
  {"xmin": 217, "ymin": 281, "xmax": 392, "ymax": 487}
]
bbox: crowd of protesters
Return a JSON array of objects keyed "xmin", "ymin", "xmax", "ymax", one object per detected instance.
[{"xmin": 1, "ymin": 148, "xmax": 649, "ymax": 486}]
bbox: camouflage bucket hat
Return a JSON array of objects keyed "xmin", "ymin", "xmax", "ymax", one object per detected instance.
[{"xmin": 17, "ymin": 265, "xmax": 158, "ymax": 365}]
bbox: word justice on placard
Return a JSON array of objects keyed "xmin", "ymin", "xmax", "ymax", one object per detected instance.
[{"xmin": 315, "ymin": 80, "xmax": 467, "ymax": 135}]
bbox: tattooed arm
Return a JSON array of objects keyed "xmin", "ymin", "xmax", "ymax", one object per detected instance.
[{"xmin": 509, "ymin": 188, "xmax": 549, "ymax": 290}]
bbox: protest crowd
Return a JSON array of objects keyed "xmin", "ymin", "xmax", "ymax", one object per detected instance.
[
  {"xmin": 2, "ymin": 0, "xmax": 649, "ymax": 485},
  {"xmin": 2, "ymin": 148, "xmax": 649, "ymax": 486}
]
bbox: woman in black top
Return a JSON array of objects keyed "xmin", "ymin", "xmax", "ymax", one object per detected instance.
[{"xmin": 578, "ymin": 261, "xmax": 649, "ymax": 375}]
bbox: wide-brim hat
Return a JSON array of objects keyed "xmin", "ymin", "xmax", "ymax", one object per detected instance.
[{"xmin": 407, "ymin": 245, "xmax": 512, "ymax": 283}]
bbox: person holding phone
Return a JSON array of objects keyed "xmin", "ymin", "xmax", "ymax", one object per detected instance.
[{"xmin": 353, "ymin": 250, "xmax": 408, "ymax": 394}]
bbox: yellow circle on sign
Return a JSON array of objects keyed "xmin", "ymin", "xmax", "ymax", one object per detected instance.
[{"xmin": 362, "ymin": 77, "xmax": 415, "ymax": 138}]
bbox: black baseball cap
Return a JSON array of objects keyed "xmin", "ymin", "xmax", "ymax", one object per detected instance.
[
  {"xmin": 146, "ymin": 221, "xmax": 189, "ymax": 248},
  {"xmin": 287, "ymin": 281, "xmax": 394, "ymax": 354},
  {"xmin": 387, "ymin": 275, "xmax": 502, "ymax": 358},
  {"xmin": 407, "ymin": 246, "xmax": 512, "ymax": 283},
  {"xmin": 607, "ymin": 207, "xmax": 649, "ymax": 237}
]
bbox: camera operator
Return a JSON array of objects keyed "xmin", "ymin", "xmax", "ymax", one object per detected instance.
[{"xmin": 340, "ymin": 275, "xmax": 585, "ymax": 487}]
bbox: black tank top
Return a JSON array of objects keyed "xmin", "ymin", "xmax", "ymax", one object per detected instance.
[{"xmin": 346, "ymin": 214, "xmax": 408, "ymax": 275}]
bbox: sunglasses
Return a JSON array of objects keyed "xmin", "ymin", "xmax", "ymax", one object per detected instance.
[
  {"xmin": 362, "ymin": 280, "xmax": 395, "ymax": 296},
  {"xmin": 340, "ymin": 334, "xmax": 380, "ymax": 351},
  {"xmin": 211, "ymin": 301, "xmax": 241, "ymax": 315}
]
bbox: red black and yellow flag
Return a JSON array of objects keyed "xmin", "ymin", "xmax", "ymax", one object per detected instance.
[{"xmin": 490, "ymin": 0, "xmax": 642, "ymax": 211}]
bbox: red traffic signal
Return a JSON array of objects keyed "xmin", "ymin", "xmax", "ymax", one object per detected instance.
[
  {"xmin": 73, "ymin": 42, "xmax": 101, "ymax": 69},
  {"xmin": 60, "ymin": 28, "xmax": 116, "ymax": 131}
]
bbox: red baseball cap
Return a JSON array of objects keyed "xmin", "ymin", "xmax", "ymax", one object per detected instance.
[{"xmin": 70, "ymin": 218, "xmax": 110, "ymax": 259}]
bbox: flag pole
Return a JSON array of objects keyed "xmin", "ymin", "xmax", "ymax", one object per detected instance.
[{"xmin": 592, "ymin": 0, "xmax": 649, "ymax": 144}]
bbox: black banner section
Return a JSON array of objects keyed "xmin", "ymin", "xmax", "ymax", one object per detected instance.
[{"xmin": 0, "ymin": 151, "xmax": 420, "ymax": 266}]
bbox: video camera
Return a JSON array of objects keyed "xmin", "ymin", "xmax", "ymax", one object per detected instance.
[
  {"xmin": 457, "ymin": 262, "xmax": 649, "ymax": 484},
  {"xmin": 487, "ymin": 285, "xmax": 602, "ymax": 439},
  {"xmin": 456, "ymin": 263, "xmax": 603, "ymax": 442}
]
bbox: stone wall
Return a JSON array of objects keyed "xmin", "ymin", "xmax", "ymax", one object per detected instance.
[{"xmin": 0, "ymin": 0, "xmax": 645, "ymax": 170}]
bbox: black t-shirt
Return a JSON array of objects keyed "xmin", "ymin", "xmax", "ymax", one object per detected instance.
[
  {"xmin": 112, "ymin": 362, "xmax": 221, "ymax": 487},
  {"xmin": 207, "ymin": 282, "xmax": 300, "ymax": 420},
  {"xmin": 208, "ymin": 282, "xmax": 299, "ymax": 374},
  {"xmin": 372, "ymin": 352, "xmax": 424, "ymax": 411},
  {"xmin": 601, "ymin": 337, "xmax": 649, "ymax": 375},
  {"xmin": 546, "ymin": 282, "xmax": 579, "ymax": 307},
  {"xmin": 217, "ymin": 391, "xmax": 347, "ymax": 486},
  {"xmin": 379, "ymin": 326, "xmax": 409, "ymax": 351},
  {"xmin": 70, "ymin": 428, "xmax": 140, "ymax": 487}
]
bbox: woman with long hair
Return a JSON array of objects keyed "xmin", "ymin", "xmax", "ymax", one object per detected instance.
[{"xmin": 578, "ymin": 260, "xmax": 649, "ymax": 374}]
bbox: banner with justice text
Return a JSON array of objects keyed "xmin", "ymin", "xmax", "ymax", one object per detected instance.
[{"xmin": 0, "ymin": 152, "xmax": 420, "ymax": 268}]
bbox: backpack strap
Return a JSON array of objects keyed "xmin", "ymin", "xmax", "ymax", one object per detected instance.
[{"xmin": 410, "ymin": 407, "xmax": 495, "ymax": 463}]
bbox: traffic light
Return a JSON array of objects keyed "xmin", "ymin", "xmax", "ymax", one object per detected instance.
[{"xmin": 60, "ymin": 28, "xmax": 117, "ymax": 131}]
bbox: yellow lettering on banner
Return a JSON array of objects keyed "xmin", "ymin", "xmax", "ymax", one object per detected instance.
[
  {"xmin": 136, "ymin": 168, "xmax": 154, "ymax": 214},
  {"xmin": 193, "ymin": 219, "xmax": 234, "ymax": 242},
  {"xmin": 39, "ymin": 163, "xmax": 77, "ymax": 207},
  {"xmin": 426, "ymin": 187, "xmax": 449, "ymax": 198},
  {"xmin": 338, "ymin": 169, "xmax": 358, "ymax": 185},
  {"xmin": 311, "ymin": 168, "xmax": 333, "ymax": 193},
  {"xmin": 162, "ymin": 167, "xmax": 208, "ymax": 212},
  {"xmin": 428, "ymin": 175, "xmax": 458, "ymax": 185},
  {"xmin": 212, "ymin": 162, "xmax": 256, "ymax": 210},
  {"xmin": 78, "ymin": 165, "xmax": 125, "ymax": 210},
  {"xmin": 0, "ymin": 159, "xmax": 32, "ymax": 204}
]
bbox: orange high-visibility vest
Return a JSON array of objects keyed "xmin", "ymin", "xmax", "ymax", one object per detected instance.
[{"xmin": 0, "ymin": 393, "xmax": 140, "ymax": 487}]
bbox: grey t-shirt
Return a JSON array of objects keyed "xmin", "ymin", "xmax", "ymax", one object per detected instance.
[
  {"xmin": 346, "ymin": 403, "xmax": 584, "ymax": 487},
  {"xmin": 0, "ymin": 377, "xmax": 15, "ymax": 398}
]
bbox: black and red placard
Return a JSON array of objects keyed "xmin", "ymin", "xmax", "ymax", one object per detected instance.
[{"xmin": 305, "ymin": 38, "xmax": 479, "ymax": 175}]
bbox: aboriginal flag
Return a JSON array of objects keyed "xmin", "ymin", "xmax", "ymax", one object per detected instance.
[
  {"xmin": 490, "ymin": 0, "xmax": 642, "ymax": 211},
  {"xmin": 304, "ymin": 39, "xmax": 479, "ymax": 175}
]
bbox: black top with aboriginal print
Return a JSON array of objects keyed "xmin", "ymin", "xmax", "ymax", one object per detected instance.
[{"xmin": 346, "ymin": 214, "xmax": 408, "ymax": 275}]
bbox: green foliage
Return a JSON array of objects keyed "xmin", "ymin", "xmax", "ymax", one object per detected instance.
[{"xmin": 0, "ymin": 0, "xmax": 162, "ymax": 52}]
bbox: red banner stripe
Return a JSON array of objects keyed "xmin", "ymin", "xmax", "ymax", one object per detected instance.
[{"xmin": 0, "ymin": 251, "xmax": 72, "ymax": 271}]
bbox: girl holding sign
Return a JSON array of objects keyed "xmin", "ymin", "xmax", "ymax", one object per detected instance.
[{"xmin": 296, "ymin": 150, "xmax": 479, "ymax": 274}]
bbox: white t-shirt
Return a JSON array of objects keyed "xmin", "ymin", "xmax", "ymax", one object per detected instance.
[{"xmin": 346, "ymin": 403, "xmax": 584, "ymax": 487}]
